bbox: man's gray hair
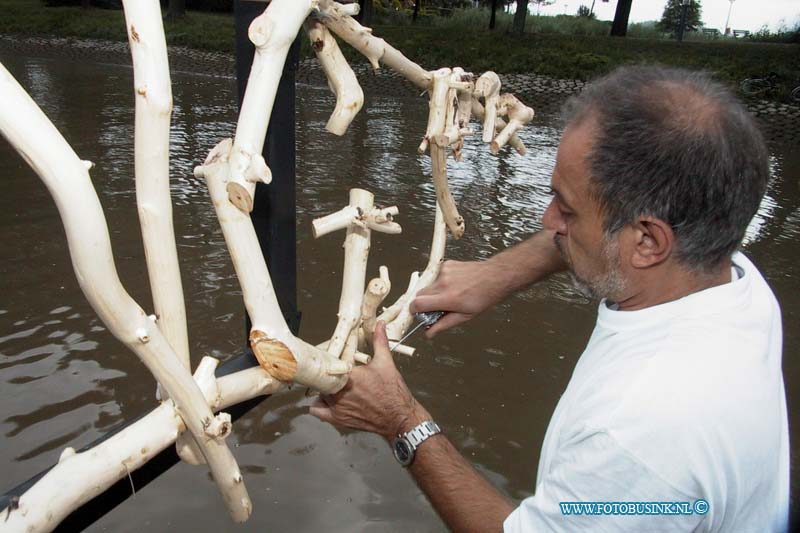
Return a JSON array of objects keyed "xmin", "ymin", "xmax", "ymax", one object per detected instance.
[{"xmin": 562, "ymin": 65, "xmax": 770, "ymax": 271}]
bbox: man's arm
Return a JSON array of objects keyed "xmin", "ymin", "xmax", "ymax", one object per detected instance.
[
  {"xmin": 412, "ymin": 229, "xmax": 566, "ymax": 337},
  {"xmin": 404, "ymin": 409, "xmax": 516, "ymax": 532},
  {"xmin": 310, "ymin": 322, "xmax": 514, "ymax": 532}
]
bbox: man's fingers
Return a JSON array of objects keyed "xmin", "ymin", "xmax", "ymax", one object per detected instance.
[
  {"xmin": 372, "ymin": 321, "xmax": 394, "ymax": 364},
  {"xmin": 309, "ymin": 400, "xmax": 333, "ymax": 423},
  {"xmin": 411, "ymin": 293, "xmax": 451, "ymax": 314},
  {"xmin": 424, "ymin": 312, "xmax": 469, "ymax": 338},
  {"xmin": 413, "ymin": 282, "xmax": 440, "ymax": 300}
]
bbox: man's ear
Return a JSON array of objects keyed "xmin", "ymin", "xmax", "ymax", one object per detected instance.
[{"xmin": 630, "ymin": 217, "xmax": 674, "ymax": 269}]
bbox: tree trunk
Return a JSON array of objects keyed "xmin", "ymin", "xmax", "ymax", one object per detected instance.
[
  {"xmin": 412, "ymin": 0, "xmax": 420, "ymax": 22},
  {"xmin": 489, "ymin": 0, "xmax": 498, "ymax": 29},
  {"xmin": 357, "ymin": 0, "xmax": 374, "ymax": 26},
  {"xmin": 610, "ymin": 0, "xmax": 632, "ymax": 37},
  {"xmin": 166, "ymin": 0, "xmax": 186, "ymax": 20},
  {"xmin": 512, "ymin": 0, "xmax": 528, "ymax": 34}
]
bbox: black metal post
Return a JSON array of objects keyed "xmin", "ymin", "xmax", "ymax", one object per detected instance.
[
  {"xmin": 235, "ymin": 0, "xmax": 302, "ymax": 338},
  {"xmin": 0, "ymin": 2, "xmax": 301, "ymax": 528}
]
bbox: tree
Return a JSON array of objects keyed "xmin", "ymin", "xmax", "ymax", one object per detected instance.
[
  {"xmin": 166, "ymin": 0, "xmax": 185, "ymax": 20},
  {"xmin": 530, "ymin": 0, "xmax": 555, "ymax": 16},
  {"xmin": 577, "ymin": 4, "xmax": 595, "ymax": 18},
  {"xmin": 490, "ymin": 0, "xmax": 499, "ymax": 29},
  {"xmin": 658, "ymin": 0, "xmax": 702, "ymax": 35},
  {"xmin": 357, "ymin": 0, "xmax": 374, "ymax": 26},
  {"xmin": 610, "ymin": 0, "xmax": 633, "ymax": 36},
  {"xmin": 476, "ymin": 0, "xmax": 515, "ymax": 29},
  {"xmin": 512, "ymin": 0, "xmax": 528, "ymax": 34}
]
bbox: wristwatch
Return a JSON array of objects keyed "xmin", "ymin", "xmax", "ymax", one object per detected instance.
[{"xmin": 392, "ymin": 420, "xmax": 442, "ymax": 467}]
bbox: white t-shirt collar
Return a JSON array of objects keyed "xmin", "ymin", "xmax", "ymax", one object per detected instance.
[{"xmin": 596, "ymin": 253, "xmax": 750, "ymax": 332}]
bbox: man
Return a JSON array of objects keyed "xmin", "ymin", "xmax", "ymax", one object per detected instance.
[{"xmin": 310, "ymin": 65, "xmax": 790, "ymax": 532}]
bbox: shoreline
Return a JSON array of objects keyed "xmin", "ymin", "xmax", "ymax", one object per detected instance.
[{"xmin": 1, "ymin": 33, "xmax": 797, "ymax": 143}]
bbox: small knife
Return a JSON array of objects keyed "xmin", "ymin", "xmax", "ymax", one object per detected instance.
[{"xmin": 389, "ymin": 311, "xmax": 445, "ymax": 351}]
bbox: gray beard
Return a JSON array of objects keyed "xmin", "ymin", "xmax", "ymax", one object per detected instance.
[{"xmin": 557, "ymin": 235, "xmax": 627, "ymax": 301}]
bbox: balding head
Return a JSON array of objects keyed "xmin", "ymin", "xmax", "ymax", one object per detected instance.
[{"xmin": 562, "ymin": 65, "xmax": 769, "ymax": 272}]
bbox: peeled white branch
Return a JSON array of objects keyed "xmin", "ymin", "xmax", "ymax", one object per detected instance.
[
  {"xmin": 317, "ymin": 188, "xmax": 375, "ymax": 358},
  {"xmin": 418, "ymin": 67, "xmax": 452, "ymax": 154},
  {"xmin": 316, "ymin": 0, "xmax": 432, "ymax": 90},
  {"xmin": 121, "ymin": 0, "xmax": 197, "ymax": 467},
  {"xmin": 455, "ymin": 69, "xmax": 475, "ymax": 132},
  {"xmin": 195, "ymin": 139, "xmax": 350, "ymax": 393},
  {"xmin": 305, "ymin": 20, "xmax": 364, "ymax": 136},
  {"xmin": 340, "ymin": 329, "xmax": 359, "ymax": 364},
  {"xmin": 392, "ymin": 343, "xmax": 416, "ymax": 357},
  {"xmin": 174, "ymin": 357, "xmax": 223, "ymax": 465},
  {"xmin": 354, "ymin": 351, "xmax": 372, "ymax": 364},
  {"xmin": 314, "ymin": 340, "xmax": 374, "ymax": 367},
  {"xmin": 226, "ymin": 0, "xmax": 316, "ymax": 213},
  {"xmin": 0, "ymin": 363, "xmax": 285, "ymax": 532},
  {"xmin": 431, "ymin": 136, "xmax": 465, "ymax": 239},
  {"xmin": 444, "ymin": 68, "xmax": 475, "ymax": 162},
  {"xmin": 0, "ymin": 63, "xmax": 251, "ymax": 523},
  {"xmin": 123, "ymin": 1, "xmax": 190, "ymax": 378},
  {"xmin": 472, "ymin": 99, "xmax": 526, "ymax": 156},
  {"xmin": 491, "ymin": 93, "xmax": 534, "ymax": 154},
  {"xmin": 384, "ymin": 205, "xmax": 447, "ymax": 340},
  {"xmin": 313, "ymin": 190, "xmax": 401, "ymax": 359},
  {"xmin": 474, "ymin": 71, "xmax": 501, "ymax": 144},
  {"xmin": 359, "ymin": 265, "xmax": 390, "ymax": 348},
  {"xmin": 312, "ymin": 204, "xmax": 361, "ymax": 238},
  {"xmin": 365, "ymin": 205, "xmax": 401, "ymax": 234},
  {"xmin": 379, "ymin": 270, "xmax": 419, "ymax": 327}
]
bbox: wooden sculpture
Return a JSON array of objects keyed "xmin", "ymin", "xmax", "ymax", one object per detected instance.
[{"xmin": 0, "ymin": 0, "xmax": 534, "ymax": 530}]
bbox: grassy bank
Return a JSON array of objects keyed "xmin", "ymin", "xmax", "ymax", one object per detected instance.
[{"xmin": 2, "ymin": 0, "xmax": 798, "ymax": 102}]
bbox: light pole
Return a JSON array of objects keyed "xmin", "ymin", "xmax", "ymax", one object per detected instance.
[{"xmin": 724, "ymin": 0, "xmax": 736, "ymax": 36}]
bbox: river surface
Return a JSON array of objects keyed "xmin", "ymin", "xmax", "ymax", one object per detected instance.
[{"xmin": 0, "ymin": 53, "xmax": 798, "ymax": 531}]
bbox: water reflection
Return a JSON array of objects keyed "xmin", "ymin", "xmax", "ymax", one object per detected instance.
[{"xmin": 0, "ymin": 52, "xmax": 797, "ymax": 531}]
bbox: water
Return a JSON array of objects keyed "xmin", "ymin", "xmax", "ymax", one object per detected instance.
[{"xmin": 0, "ymin": 53, "xmax": 797, "ymax": 531}]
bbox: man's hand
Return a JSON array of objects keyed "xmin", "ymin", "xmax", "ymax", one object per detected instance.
[
  {"xmin": 310, "ymin": 326, "xmax": 516, "ymax": 533},
  {"xmin": 411, "ymin": 260, "xmax": 507, "ymax": 338},
  {"xmin": 309, "ymin": 321, "xmax": 430, "ymax": 440},
  {"xmin": 411, "ymin": 230, "xmax": 566, "ymax": 338}
]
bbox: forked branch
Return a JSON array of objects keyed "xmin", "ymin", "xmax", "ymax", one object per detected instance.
[{"xmin": 0, "ymin": 62, "xmax": 252, "ymax": 523}]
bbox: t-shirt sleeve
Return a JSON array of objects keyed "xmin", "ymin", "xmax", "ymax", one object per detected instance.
[{"xmin": 503, "ymin": 430, "xmax": 707, "ymax": 533}]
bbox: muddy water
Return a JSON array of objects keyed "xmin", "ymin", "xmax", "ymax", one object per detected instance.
[{"xmin": 0, "ymin": 53, "xmax": 797, "ymax": 531}]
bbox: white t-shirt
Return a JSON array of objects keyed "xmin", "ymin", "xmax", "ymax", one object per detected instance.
[{"xmin": 504, "ymin": 252, "xmax": 789, "ymax": 532}]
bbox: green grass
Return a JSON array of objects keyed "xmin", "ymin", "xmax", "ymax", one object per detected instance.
[
  {"xmin": 359, "ymin": 26, "xmax": 799, "ymax": 101},
  {"xmin": 2, "ymin": 1, "xmax": 798, "ymax": 102},
  {"xmin": 2, "ymin": 0, "xmax": 236, "ymax": 52}
]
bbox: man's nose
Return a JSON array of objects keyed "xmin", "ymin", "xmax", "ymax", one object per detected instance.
[{"xmin": 542, "ymin": 198, "xmax": 566, "ymax": 235}]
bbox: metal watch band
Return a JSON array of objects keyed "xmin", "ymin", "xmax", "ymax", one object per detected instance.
[{"xmin": 403, "ymin": 420, "xmax": 441, "ymax": 450}]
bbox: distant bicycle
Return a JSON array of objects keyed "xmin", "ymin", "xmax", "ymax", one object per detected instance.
[
  {"xmin": 741, "ymin": 73, "xmax": 800, "ymax": 103},
  {"xmin": 741, "ymin": 73, "xmax": 779, "ymax": 96}
]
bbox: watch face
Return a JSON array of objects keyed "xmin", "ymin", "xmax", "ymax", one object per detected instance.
[{"xmin": 392, "ymin": 437, "xmax": 413, "ymax": 466}]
